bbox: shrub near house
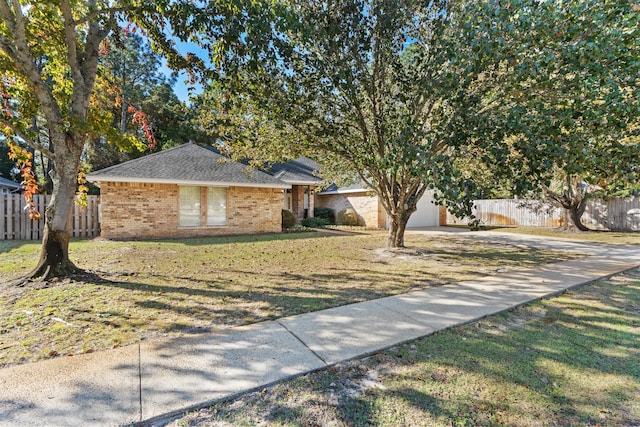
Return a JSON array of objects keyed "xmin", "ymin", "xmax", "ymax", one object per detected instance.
[
  {"xmin": 313, "ymin": 207, "xmax": 335, "ymax": 224},
  {"xmin": 337, "ymin": 209, "xmax": 359, "ymax": 226},
  {"xmin": 282, "ymin": 209, "xmax": 297, "ymax": 229}
]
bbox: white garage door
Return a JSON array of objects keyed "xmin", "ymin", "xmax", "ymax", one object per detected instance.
[{"xmin": 406, "ymin": 191, "xmax": 440, "ymax": 228}]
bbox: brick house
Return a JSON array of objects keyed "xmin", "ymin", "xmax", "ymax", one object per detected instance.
[
  {"xmin": 88, "ymin": 143, "xmax": 289, "ymax": 239},
  {"xmin": 89, "ymin": 143, "xmax": 440, "ymax": 239}
]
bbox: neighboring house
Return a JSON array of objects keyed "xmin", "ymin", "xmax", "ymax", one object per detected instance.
[
  {"xmin": 87, "ymin": 143, "xmax": 289, "ymax": 239},
  {"xmin": 0, "ymin": 176, "xmax": 21, "ymax": 194}
]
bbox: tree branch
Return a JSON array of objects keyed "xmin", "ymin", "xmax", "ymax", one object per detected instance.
[
  {"xmin": 0, "ymin": 115, "xmax": 56, "ymax": 159},
  {"xmin": 0, "ymin": 33, "xmax": 18, "ymax": 58},
  {"xmin": 75, "ymin": 6, "xmax": 136, "ymax": 26},
  {"xmin": 60, "ymin": 0, "xmax": 84, "ymax": 91},
  {"xmin": 1, "ymin": 0, "xmax": 65, "ymax": 142},
  {"xmin": 0, "ymin": 0, "xmax": 16, "ymax": 33}
]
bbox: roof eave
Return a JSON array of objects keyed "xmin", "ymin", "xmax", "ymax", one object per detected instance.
[
  {"xmin": 281, "ymin": 180, "xmax": 322, "ymax": 186},
  {"xmin": 318, "ymin": 188, "xmax": 372, "ymax": 195},
  {"xmin": 87, "ymin": 175, "xmax": 291, "ymax": 190}
]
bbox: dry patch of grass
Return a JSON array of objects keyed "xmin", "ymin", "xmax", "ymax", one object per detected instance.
[
  {"xmin": 1, "ymin": 232, "xmax": 575, "ymax": 367},
  {"xmin": 173, "ymin": 269, "xmax": 640, "ymax": 427}
]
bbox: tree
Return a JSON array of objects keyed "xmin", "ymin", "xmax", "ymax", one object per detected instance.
[
  {"xmin": 141, "ymin": 83, "xmax": 208, "ymax": 150},
  {"xmin": 86, "ymin": 32, "xmax": 173, "ymax": 171},
  {"xmin": 0, "ymin": 0, "xmax": 203, "ymax": 279},
  {"xmin": 200, "ymin": 0, "xmax": 513, "ymax": 247},
  {"xmin": 485, "ymin": 0, "xmax": 640, "ymax": 230},
  {"xmin": 103, "ymin": 32, "xmax": 166, "ymax": 134}
]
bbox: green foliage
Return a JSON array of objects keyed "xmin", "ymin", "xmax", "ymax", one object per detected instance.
[
  {"xmin": 301, "ymin": 217, "xmax": 330, "ymax": 228},
  {"xmin": 313, "ymin": 207, "xmax": 335, "ymax": 224},
  {"xmin": 142, "ymin": 84, "xmax": 208, "ymax": 149},
  {"xmin": 337, "ymin": 209, "xmax": 359, "ymax": 227},
  {"xmin": 195, "ymin": 0, "xmax": 527, "ymax": 246},
  {"xmin": 481, "ymin": 1, "xmax": 640, "ymax": 228},
  {"xmin": 194, "ymin": 0, "xmax": 639, "ymax": 240},
  {"xmin": 87, "ymin": 35, "xmax": 204, "ymax": 172},
  {"xmin": 281, "ymin": 209, "xmax": 297, "ymax": 229},
  {"xmin": 0, "ymin": 138, "xmax": 16, "ymax": 181}
]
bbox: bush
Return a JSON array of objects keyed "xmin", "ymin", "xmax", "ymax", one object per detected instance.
[
  {"xmin": 336, "ymin": 208, "xmax": 359, "ymax": 226},
  {"xmin": 282, "ymin": 209, "xmax": 297, "ymax": 229},
  {"xmin": 301, "ymin": 217, "xmax": 331, "ymax": 228},
  {"xmin": 313, "ymin": 207, "xmax": 335, "ymax": 224}
]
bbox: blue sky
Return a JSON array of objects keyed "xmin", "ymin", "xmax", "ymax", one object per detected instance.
[
  {"xmin": 168, "ymin": 69, "xmax": 203, "ymax": 103},
  {"xmin": 160, "ymin": 39, "xmax": 207, "ymax": 103}
]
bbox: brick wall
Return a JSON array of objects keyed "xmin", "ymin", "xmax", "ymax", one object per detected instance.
[
  {"xmin": 100, "ymin": 182, "xmax": 283, "ymax": 239},
  {"xmin": 315, "ymin": 191, "xmax": 386, "ymax": 228}
]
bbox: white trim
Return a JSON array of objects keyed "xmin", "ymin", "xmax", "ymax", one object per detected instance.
[
  {"xmin": 281, "ymin": 180, "xmax": 320, "ymax": 185},
  {"xmin": 87, "ymin": 175, "xmax": 291, "ymax": 189},
  {"xmin": 318, "ymin": 188, "xmax": 372, "ymax": 195}
]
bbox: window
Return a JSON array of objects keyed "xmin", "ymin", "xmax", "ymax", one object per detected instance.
[
  {"xmin": 179, "ymin": 186, "xmax": 201, "ymax": 226},
  {"xmin": 207, "ymin": 187, "xmax": 227, "ymax": 226},
  {"xmin": 179, "ymin": 186, "xmax": 227, "ymax": 227}
]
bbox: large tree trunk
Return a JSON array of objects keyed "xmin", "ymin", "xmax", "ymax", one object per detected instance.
[
  {"xmin": 28, "ymin": 136, "xmax": 83, "ymax": 280},
  {"xmin": 2, "ymin": 0, "xmax": 115, "ymax": 281},
  {"xmin": 567, "ymin": 197, "xmax": 589, "ymax": 232},
  {"xmin": 378, "ymin": 181, "xmax": 425, "ymax": 248},
  {"xmin": 388, "ymin": 213, "xmax": 410, "ymax": 247},
  {"xmin": 547, "ymin": 175, "xmax": 591, "ymax": 232}
]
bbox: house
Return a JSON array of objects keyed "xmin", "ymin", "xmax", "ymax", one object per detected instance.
[
  {"xmin": 0, "ymin": 176, "xmax": 21, "ymax": 194},
  {"xmin": 88, "ymin": 143, "xmax": 441, "ymax": 239},
  {"xmin": 87, "ymin": 143, "xmax": 289, "ymax": 239},
  {"xmin": 268, "ymin": 157, "xmax": 388, "ymax": 228}
]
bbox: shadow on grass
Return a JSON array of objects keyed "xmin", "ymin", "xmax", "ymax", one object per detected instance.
[
  {"xmin": 89, "ymin": 264, "xmax": 437, "ymax": 331},
  {"xmin": 107, "ymin": 231, "xmax": 336, "ymax": 247},
  {"xmin": 379, "ymin": 279, "xmax": 640, "ymax": 426}
]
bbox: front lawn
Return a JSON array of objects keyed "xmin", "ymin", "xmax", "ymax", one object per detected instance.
[
  {"xmin": 174, "ymin": 269, "xmax": 640, "ymax": 427},
  {"xmin": 1, "ymin": 232, "xmax": 575, "ymax": 367}
]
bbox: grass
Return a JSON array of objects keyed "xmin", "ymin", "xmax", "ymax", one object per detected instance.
[
  {"xmin": 0, "ymin": 231, "xmax": 574, "ymax": 367},
  {"xmin": 471, "ymin": 225, "xmax": 640, "ymax": 246},
  {"xmin": 172, "ymin": 269, "xmax": 640, "ymax": 427}
]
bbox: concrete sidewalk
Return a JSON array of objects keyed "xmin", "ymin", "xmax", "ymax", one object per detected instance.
[{"xmin": 1, "ymin": 231, "xmax": 639, "ymax": 426}]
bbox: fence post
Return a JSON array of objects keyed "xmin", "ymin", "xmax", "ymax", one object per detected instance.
[
  {"xmin": 7, "ymin": 194, "xmax": 14, "ymax": 240},
  {"xmin": 0, "ymin": 194, "xmax": 5, "ymax": 240}
]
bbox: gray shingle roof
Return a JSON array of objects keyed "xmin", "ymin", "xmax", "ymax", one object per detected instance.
[
  {"xmin": 0, "ymin": 176, "xmax": 21, "ymax": 189},
  {"xmin": 269, "ymin": 157, "xmax": 322, "ymax": 184},
  {"xmin": 87, "ymin": 143, "xmax": 290, "ymax": 189}
]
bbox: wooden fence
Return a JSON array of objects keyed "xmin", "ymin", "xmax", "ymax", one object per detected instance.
[
  {"xmin": 446, "ymin": 198, "xmax": 640, "ymax": 231},
  {"xmin": 0, "ymin": 194, "xmax": 100, "ymax": 240}
]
